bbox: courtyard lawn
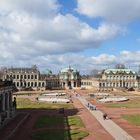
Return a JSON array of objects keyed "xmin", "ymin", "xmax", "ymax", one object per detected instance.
[
  {"xmin": 68, "ymin": 115, "xmax": 85, "ymax": 127},
  {"xmin": 17, "ymin": 98, "xmax": 73, "ymax": 109},
  {"xmin": 105, "ymin": 98, "xmax": 140, "ymax": 108},
  {"xmin": 34, "ymin": 115, "xmax": 85, "ymax": 129},
  {"xmin": 70, "ymin": 129, "xmax": 88, "ymax": 140},
  {"xmin": 32, "ymin": 129, "xmax": 88, "ymax": 140},
  {"xmin": 34, "ymin": 115, "xmax": 65, "ymax": 128},
  {"xmin": 33, "ymin": 115, "xmax": 88, "ymax": 140},
  {"xmin": 122, "ymin": 114, "xmax": 140, "ymax": 126},
  {"xmin": 32, "ymin": 129, "xmax": 68, "ymax": 140},
  {"xmin": 17, "ymin": 97, "xmax": 89, "ymax": 139}
]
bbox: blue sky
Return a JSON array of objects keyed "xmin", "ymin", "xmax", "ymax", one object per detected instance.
[
  {"xmin": 0, "ymin": 0, "xmax": 140, "ymax": 74},
  {"xmin": 58, "ymin": 0, "xmax": 140, "ymax": 72},
  {"xmin": 60, "ymin": 0, "xmax": 140, "ymax": 55}
]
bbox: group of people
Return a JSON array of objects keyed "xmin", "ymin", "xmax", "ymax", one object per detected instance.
[
  {"xmin": 87, "ymin": 102, "xmax": 109, "ymax": 120},
  {"xmin": 87, "ymin": 102, "xmax": 96, "ymax": 110}
]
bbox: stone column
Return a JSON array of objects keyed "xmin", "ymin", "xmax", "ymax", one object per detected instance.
[
  {"xmin": 71, "ymin": 81, "xmax": 74, "ymax": 88},
  {"xmin": 0, "ymin": 114, "xmax": 1, "ymax": 125},
  {"xmin": 75, "ymin": 82, "xmax": 77, "ymax": 87},
  {"xmin": 2, "ymin": 93, "xmax": 5, "ymax": 111},
  {"xmin": 128, "ymin": 82, "xmax": 131, "ymax": 88},
  {"xmin": 6, "ymin": 92, "xmax": 10, "ymax": 118},
  {"xmin": 0, "ymin": 93, "xmax": 2, "ymax": 125},
  {"xmin": 9, "ymin": 92, "xmax": 12, "ymax": 109},
  {"xmin": 19, "ymin": 80, "xmax": 21, "ymax": 88}
]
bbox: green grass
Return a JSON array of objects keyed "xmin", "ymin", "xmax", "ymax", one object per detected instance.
[
  {"xmin": 32, "ymin": 129, "xmax": 88, "ymax": 140},
  {"xmin": 105, "ymin": 98, "xmax": 140, "ymax": 108},
  {"xmin": 34, "ymin": 115, "xmax": 84, "ymax": 129},
  {"xmin": 17, "ymin": 98, "xmax": 73, "ymax": 109},
  {"xmin": 32, "ymin": 129, "xmax": 67, "ymax": 140},
  {"xmin": 68, "ymin": 116, "xmax": 85, "ymax": 127},
  {"xmin": 70, "ymin": 129, "xmax": 88, "ymax": 140},
  {"xmin": 34, "ymin": 115, "xmax": 65, "ymax": 128},
  {"xmin": 17, "ymin": 97, "xmax": 88, "ymax": 140},
  {"xmin": 33, "ymin": 115, "xmax": 88, "ymax": 140},
  {"xmin": 122, "ymin": 114, "xmax": 140, "ymax": 126}
]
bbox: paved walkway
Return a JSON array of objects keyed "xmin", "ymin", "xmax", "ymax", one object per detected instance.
[
  {"xmin": 76, "ymin": 94, "xmax": 135, "ymax": 140},
  {"xmin": 72, "ymin": 97, "xmax": 114, "ymax": 140}
]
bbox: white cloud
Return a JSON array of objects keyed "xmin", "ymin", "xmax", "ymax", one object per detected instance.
[
  {"xmin": 0, "ymin": 0, "xmax": 124, "ymax": 58},
  {"xmin": 0, "ymin": 0, "xmax": 60, "ymax": 18},
  {"xmin": 76, "ymin": 0, "xmax": 140, "ymax": 23},
  {"xmin": 1, "ymin": 51, "xmax": 140, "ymax": 74},
  {"xmin": 0, "ymin": 0, "xmax": 132, "ymax": 72},
  {"xmin": 120, "ymin": 51, "xmax": 140, "ymax": 64}
]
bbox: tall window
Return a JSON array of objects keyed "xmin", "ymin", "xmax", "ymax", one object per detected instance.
[
  {"xmin": 31, "ymin": 82, "xmax": 33, "ymax": 87},
  {"xmin": 35, "ymin": 75, "xmax": 37, "ymax": 79},
  {"xmin": 39, "ymin": 82, "xmax": 41, "ymax": 87},
  {"xmin": 17, "ymin": 82, "xmax": 19, "ymax": 87},
  {"xmin": 35, "ymin": 82, "xmax": 37, "ymax": 87},
  {"xmin": 28, "ymin": 82, "xmax": 30, "ymax": 87},
  {"xmin": 17, "ymin": 75, "xmax": 19, "ymax": 79},
  {"xmin": 31, "ymin": 75, "xmax": 34, "ymax": 79},
  {"xmin": 28, "ymin": 75, "xmax": 30, "ymax": 79},
  {"xmin": 13, "ymin": 75, "xmax": 15, "ymax": 79}
]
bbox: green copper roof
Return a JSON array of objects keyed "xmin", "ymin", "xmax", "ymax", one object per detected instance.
[
  {"xmin": 104, "ymin": 68, "xmax": 136, "ymax": 74},
  {"xmin": 42, "ymin": 69, "xmax": 52, "ymax": 75}
]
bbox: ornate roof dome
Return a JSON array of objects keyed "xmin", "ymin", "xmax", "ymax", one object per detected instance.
[
  {"xmin": 42, "ymin": 69, "xmax": 52, "ymax": 75},
  {"xmin": 60, "ymin": 66, "xmax": 78, "ymax": 73}
]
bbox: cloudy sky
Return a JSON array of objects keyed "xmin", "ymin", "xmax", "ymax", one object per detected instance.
[{"xmin": 0, "ymin": 0, "xmax": 140, "ymax": 74}]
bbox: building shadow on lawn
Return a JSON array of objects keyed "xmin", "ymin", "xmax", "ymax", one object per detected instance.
[{"xmin": 9, "ymin": 107, "xmax": 80, "ymax": 140}]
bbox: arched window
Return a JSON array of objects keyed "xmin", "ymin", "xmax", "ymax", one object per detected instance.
[
  {"xmin": 31, "ymin": 75, "xmax": 34, "ymax": 79},
  {"xmin": 28, "ymin": 82, "xmax": 30, "ymax": 87},
  {"xmin": 28, "ymin": 75, "xmax": 30, "ymax": 79},
  {"xmin": 17, "ymin": 82, "xmax": 19, "ymax": 87},
  {"xmin": 35, "ymin": 82, "xmax": 37, "ymax": 87},
  {"xmin": 31, "ymin": 82, "xmax": 33, "ymax": 87}
]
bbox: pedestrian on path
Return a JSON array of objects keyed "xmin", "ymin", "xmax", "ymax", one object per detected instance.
[
  {"xmin": 87, "ymin": 102, "xmax": 90, "ymax": 107},
  {"xmin": 93, "ymin": 105, "xmax": 96, "ymax": 110},
  {"xmin": 89, "ymin": 105, "xmax": 92, "ymax": 110},
  {"xmin": 103, "ymin": 113, "xmax": 107, "ymax": 120}
]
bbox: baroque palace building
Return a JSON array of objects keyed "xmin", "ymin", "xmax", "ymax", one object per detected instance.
[
  {"xmin": 99, "ymin": 65, "xmax": 138, "ymax": 91},
  {"xmin": 1, "ymin": 65, "xmax": 81, "ymax": 90},
  {"xmin": 1, "ymin": 65, "xmax": 140, "ymax": 91},
  {"xmin": 81, "ymin": 75, "xmax": 99, "ymax": 89},
  {"xmin": 59, "ymin": 66, "xmax": 81, "ymax": 89},
  {"xmin": 0, "ymin": 80, "xmax": 15, "ymax": 127},
  {"xmin": 2, "ymin": 65, "xmax": 46, "ymax": 91}
]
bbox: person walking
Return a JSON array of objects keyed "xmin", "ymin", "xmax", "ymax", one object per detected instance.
[
  {"xmin": 103, "ymin": 113, "xmax": 107, "ymax": 120},
  {"xmin": 87, "ymin": 102, "xmax": 90, "ymax": 107},
  {"xmin": 93, "ymin": 105, "xmax": 96, "ymax": 110}
]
